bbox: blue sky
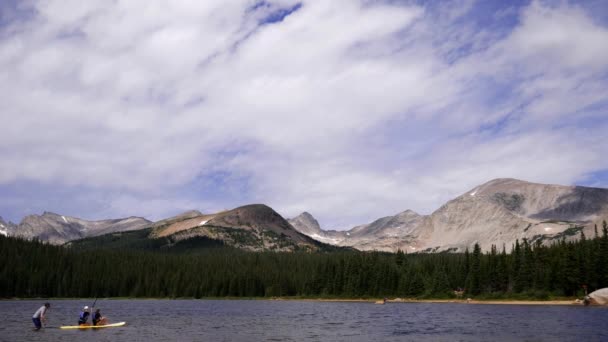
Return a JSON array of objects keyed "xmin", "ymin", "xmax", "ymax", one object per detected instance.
[{"xmin": 1, "ymin": 0, "xmax": 607, "ymax": 229}]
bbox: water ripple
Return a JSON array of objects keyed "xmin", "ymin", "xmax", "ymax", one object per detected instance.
[{"xmin": 2, "ymin": 300, "xmax": 608, "ymax": 342}]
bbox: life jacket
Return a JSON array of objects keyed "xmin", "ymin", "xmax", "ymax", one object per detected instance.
[
  {"xmin": 93, "ymin": 312, "xmax": 101, "ymax": 325},
  {"xmin": 78, "ymin": 311, "xmax": 90, "ymax": 324}
]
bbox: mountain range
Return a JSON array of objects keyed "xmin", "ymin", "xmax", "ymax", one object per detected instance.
[
  {"xmin": 288, "ymin": 178, "xmax": 608, "ymax": 252},
  {"xmin": 0, "ymin": 212, "xmax": 150, "ymax": 244},
  {"xmin": 3, "ymin": 178, "xmax": 608, "ymax": 252},
  {"xmin": 2, "ymin": 205, "xmax": 334, "ymax": 252}
]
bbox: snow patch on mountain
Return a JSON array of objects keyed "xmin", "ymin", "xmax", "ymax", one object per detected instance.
[{"xmin": 310, "ymin": 233, "xmax": 341, "ymax": 244}]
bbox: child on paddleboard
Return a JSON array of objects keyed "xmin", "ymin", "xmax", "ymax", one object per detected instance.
[
  {"xmin": 93, "ymin": 309, "xmax": 108, "ymax": 326},
  {"xmin": 78, "ymin": 306, "xmax": 91, "ymax": 325}
]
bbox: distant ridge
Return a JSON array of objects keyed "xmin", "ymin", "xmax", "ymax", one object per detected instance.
[
  {"xmin": 5, "ymin": 178, "xmax": 608, "ymax": 253},
  {"xmin": 289, "ymin": 178, "xmax": 608, "ymax": 252},
  {"xmin": 6, "ymin": 212, "xmax": 151, "ymax": 244},
  {"xmin": 70, "ymin": 204, "xmax": 336, "ymax": 252}
]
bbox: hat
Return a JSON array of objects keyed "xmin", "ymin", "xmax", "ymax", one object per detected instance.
[{"xmin": 84, "ymin": 306, "xmax": 89, "ymax": 310}]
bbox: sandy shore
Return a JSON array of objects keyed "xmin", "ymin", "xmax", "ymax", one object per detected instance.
[
  {"xmin": 275, "ymin": 298, "xmax": 580, "ymax": 306},
  {"xmin": 411, "ymin": 299, "xmax": 576, "ymax": 305}
]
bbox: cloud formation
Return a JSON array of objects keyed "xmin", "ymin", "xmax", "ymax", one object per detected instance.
[{"xmin": 1, "ymin": 0, "xmax": 607, "ymax": 228}]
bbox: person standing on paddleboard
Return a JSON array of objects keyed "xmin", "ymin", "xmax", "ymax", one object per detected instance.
[
  {"xmin": 32, "ymin": 303, "xmax": 50, "ymax": 330},
  {"xmin": 78, "ymin": 306, "xmax": 91, "ymax": 325}
]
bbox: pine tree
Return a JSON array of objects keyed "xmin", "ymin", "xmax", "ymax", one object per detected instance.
[
  {"xmin": 495, "ymin": 245, "xmax": 509, "ymax": 292},
  {"xmin": 487, "ymin": 245, "xmax": 498, "ymax": 293},
  {"xmin": 395, "ymin": 249, "xmax": 405, "ymax": 267},
  {"xmin": 600, "ymin": 221, "xmax": 608, "ymax": 287},
  {"xmin": 517, "ymin": 238, "xmax": 533, "ymax": 292},
  {"xmin": 405, "ymin": 269, "xmax": 425, "ymax": 297},
  {"xmin": 577, "ymin": 230, "xmax": 590, "ymax": 291},
  {"xmin": 512, "ymin": 239, "xmax": 523, "ymax": 292},
  {"xmin": 594, "ymin": 224, "xmax": 599, "ymax": 239},
  {"xmin": 466, "ymin": 243, "xmax": 482, "ymax": 295},
  {"xmin": 429, "ymin": 265, "xmax": 451, "ymax": 297},
  {"xmin": 563, "ymin": 242, "xmax": 581, "ymax": 296}
]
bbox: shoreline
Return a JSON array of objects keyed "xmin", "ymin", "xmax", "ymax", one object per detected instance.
[
  {"xmin": 282, "ymin": 298, "xmax": 580, "ymax": 306},
  {"xmin": 1, "ymin": 297, "xmax": 583, "ymax": 305}
]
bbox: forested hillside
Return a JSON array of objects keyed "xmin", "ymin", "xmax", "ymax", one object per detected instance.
[{"xmin": 1, "ymin": 222, "xmax": 607, "ymax": 299}]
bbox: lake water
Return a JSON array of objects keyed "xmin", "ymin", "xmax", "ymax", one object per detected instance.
[{"xmin": 2, "ymin": 299, "xmax": 607, "ymax": 342}]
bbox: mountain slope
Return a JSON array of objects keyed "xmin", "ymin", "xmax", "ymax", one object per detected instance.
[
  {"xmin": 288, "ymin": 212, "xmax": 346, "ymax": 245},
  {"xmin": 160, "ymin": 204, "xmax": 328, "ymax": 252},
  {"xmin": 420, "ymin": 178, "xmax": 608, "ymax": 252},
  {"xmin": 8, "ymin": 212, "xmax": 151, "ymax": 244},
  {"xmin": 291, "ymin": 178, "xmax": 608, "ymax": 252},
  {"xmin": 288, "ymin": 212, "xmax": 322, "ymax": 236},
  {"xmin": 149, "ymin": 210, "xmax": 204, "ymax": 230}
]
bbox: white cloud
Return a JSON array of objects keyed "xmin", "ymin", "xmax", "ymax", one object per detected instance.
[
  {"xmin": 1, "ymin": 0, "xmax": 607, "ymax": 227},
  {"xmin": 507, "ymin": 2, "xmax": 608, "ymax": 70}
]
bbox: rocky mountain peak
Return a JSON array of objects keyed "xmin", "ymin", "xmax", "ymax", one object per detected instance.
[
  {"xmin": 209, "ymin": 204, "xmax": 290, "ymax": 231},
  {"xmin": 178, "ymin": 210, "xmax": 204, "ymax": 217},
  {"xmin": 396, "ymin": 209, "xmax": 421, "ymax": 218},
  {"xmin": 288, "ymin": 212, "xmax": 322, "ymax": 235},
  {"xmin": 300, "ymin": 211, "xmax": 316, "ymax": 220}
]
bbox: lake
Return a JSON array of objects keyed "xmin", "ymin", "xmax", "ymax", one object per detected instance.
[{"xmin": 2, "ymin": 299, "xmax": 607, "ymax": 341}]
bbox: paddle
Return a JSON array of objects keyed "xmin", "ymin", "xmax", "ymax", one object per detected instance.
[{"xmin": 90, "ymin": 297, "xmax": 98, "ymax": 325}]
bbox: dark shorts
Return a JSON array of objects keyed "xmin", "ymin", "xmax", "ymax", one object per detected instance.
[{"xmin": 32, "ymin": 317, "xmax": 42, "ymax": 329}]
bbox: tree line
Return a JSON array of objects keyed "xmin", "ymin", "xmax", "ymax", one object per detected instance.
[{"xmin": 1, "ymin": 222, "xmax": 607, "ymax": 299}]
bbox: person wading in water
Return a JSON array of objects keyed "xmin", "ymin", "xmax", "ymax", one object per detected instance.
[{"xmin": 32, "ymin": 303, "xmax": 50, "ymax": 331}]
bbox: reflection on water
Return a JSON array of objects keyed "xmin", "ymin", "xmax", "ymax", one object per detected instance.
[{"xmin": 2, "ymin": 299, "xmax": 607, "ymax": 342}]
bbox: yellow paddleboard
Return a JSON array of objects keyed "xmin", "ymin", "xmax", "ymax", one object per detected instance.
[{"xmin": 60, "ymin": 322, "xmax": 126, "ymax": 329}]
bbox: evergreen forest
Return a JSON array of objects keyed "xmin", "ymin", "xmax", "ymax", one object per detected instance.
[{"xmin": 1, "ymin": 222, "xmax": 607, "ymax": 300}]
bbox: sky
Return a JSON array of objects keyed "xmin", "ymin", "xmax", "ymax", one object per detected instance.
[{"xmin": 1, "ymin": 0, "xmax": 607, "ymax": 229}]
